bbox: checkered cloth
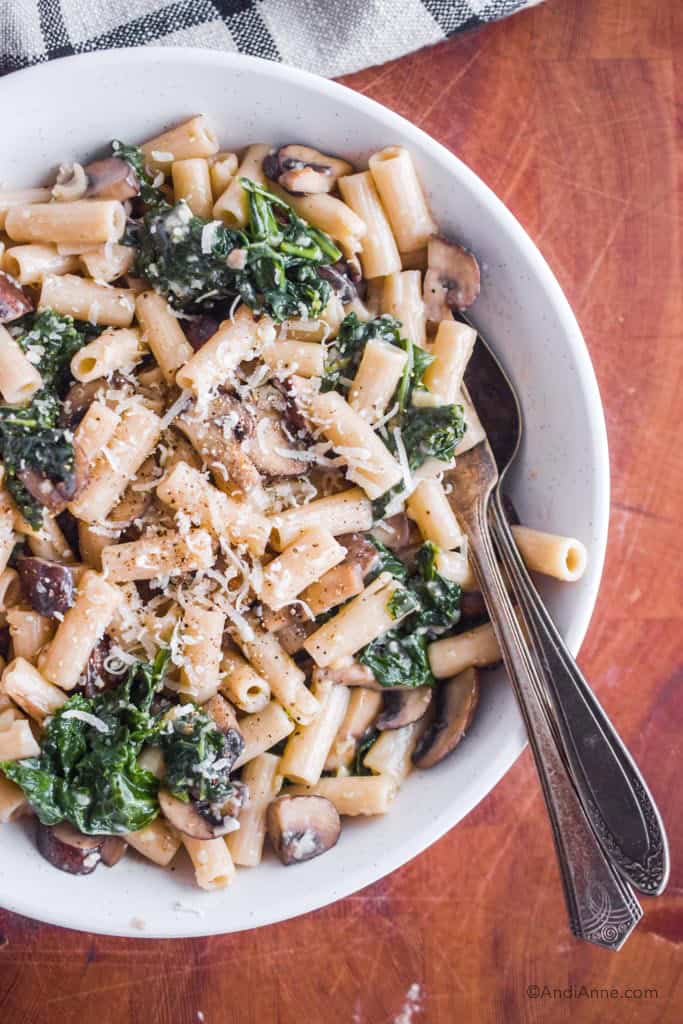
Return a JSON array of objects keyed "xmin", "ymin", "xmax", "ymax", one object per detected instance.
[{"xmin": 1, "ymin": 1, "xmax": 543, "ymax": 78}]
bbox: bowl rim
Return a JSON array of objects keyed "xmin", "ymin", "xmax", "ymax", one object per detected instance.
[{"xmin": 0, "ymin": 46, "xmax": 610, "ymax": 938}]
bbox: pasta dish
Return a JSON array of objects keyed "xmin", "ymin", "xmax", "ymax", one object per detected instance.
[{"xmin": 0, "ymin": 116, "xmax": 587, "ymax": 888}]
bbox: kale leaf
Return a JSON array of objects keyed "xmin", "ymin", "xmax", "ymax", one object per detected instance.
[
  {"xmin": 131, "ymin": 178, "xmax": 341, "ymax": 322},
  {"xmin": 155, "ymin": 704, "xmax": 240, "ymax": 807},
  {"xmin": 400, "ymin": 404, "xmax": 467, "ymax": 471},
  {"xmin": 353, "ymin": 729, "xmax": 379, "ymax": 776},
  {"xmin": 0, "ymin": 311, "xmax": 90, "ymax": 527},
  {"xmin": 322, "ymin": 313, "xmax": 403, "ymax": 392},
  {"xmin": 1, "ymin": 651, "xmax": 169, "ymax": 834},
  {"xmin": 111, "ymin": 140, "xmax": 167, "ymax": 209},
  {"xmin": 357, "ymin": 541, "xmax": 461, "ymax": 688},
  {"xmin": 367, "ymin": 536, "xmax": 409, "ymax": 582}
]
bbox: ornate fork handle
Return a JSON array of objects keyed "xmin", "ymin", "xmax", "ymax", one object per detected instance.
[
  {"xmin": 460, "ymin": 492, "xmax": 642, "ymax": 950},
  {"xmin": 489, "ymin": 491, "xmax": 669, "ymax": 896}
]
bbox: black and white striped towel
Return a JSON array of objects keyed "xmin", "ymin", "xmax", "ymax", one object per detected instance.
[{"xmin": 1, "ymin": 1, "xmax": 543, "ymax": 78}]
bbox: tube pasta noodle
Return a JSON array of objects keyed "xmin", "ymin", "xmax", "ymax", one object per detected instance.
[
  {"xmin": 368, "ymin": 146, "xmax": 436, "ymax": 253},
  {"xmin": 5, "ymin": 200, "xmax": 126, "ymax": 245},
  {"xmin": 4, "ymin": 244, "xmax": 80, "ymax": 284},
  {"xmin": 0, "ymin": 325, "xmax": 43, "ymax": 403},
  {"xmin": 176, "ymin": 306, "xmax": 260, "ymax": 393},
  {"xmin": 209, "ymin": 152, "xmax": 239, "ymax": 198},
  {"xmin": 0, "ymin": 119, "xmax": 586, "ymax": 889},
  {"xmin": 39, "ymin": 274, "xmax": 135, "ymax": 326},
  {"xmin": 258, "ymin": 527, "xmax": 347, "ymax": 611},
  {"xmin": 213, "ymin": 143, "xmax": 270, "ymax": 226},
  {"xmin": 428, "ymin": 622, "xmax": 500, "ymax": 679},
  {"xmin": 171, "ymin": 158, "xmax": 213, "ymax": 219},
  {"xmin": 134, "ymin": 290, "xmax": 194, "ymax": 384},
  {"xmin": 177, "ymin": 604, "xmax": 225, "ymax": 702},
  {"xmin": 270, "ymin": 488, "xmax": 373, "ymax": 550},
  {"xmin": 141, "ymin": 115, "xmax": 219, "ymax": 171},
  {"xmin": 219, "ymin": 648, "xmax": 270, "ymax": 714},
  {"xmin": 233, "ymin": 700, "xmax": 295, "ymax": 769},
  {"xmin": 79, "ymin": 243, "xmax": 135, "ymax": 283},
  {"xmin": 304, "ymin": 574, "xmax": 413, "ymax": 668},
  {"xmin": 70, "ymin": 402, "xmax": 162, "ymax": 522},
  {"xmin": 182, "ymin": 835, "xmax": 236, "ymax": 891},
  {"xmin": 381, "ymin": 270, "xmax": 426, "ymax": 348},
  {"xmin": 101, "ymin": 528, "xmax": 214, "ymax": 582},
  {"xmin": 227, "ymin": 753, "xmax": 282, "ymax": 866},
  {"xmin": 2, "ymin": 657, "xmax": 68, "ymax": 719},
  {"xmin": 156, "ymin": 461, "xmax": 269, "ymax": 556},
  {"xmin": 422, "ymin": 320, "xmax": 476, "ymax": 404},
  {"xmin": 126, "ymin": 818, "xmax": 181, "ymax": 866},
  {"xmin": 39, "ymin": 571, "xmax": 123, "ymax": 690},
  {"xmin": 338, "ymin": 171, "xmax": 401, "ymax": 278},
  {"xmin": 0, "ymin": 188, "xmax": 51, "ymax": 229},
  {"xmin": 71, "ymin": 327, "xmax": 143, "ymax": 382},
  {"xmin": 279, "ymin": 680, "xmax": 349, "ymax": 785},
  {"xmin": 308, "ymin": 390, "xmax": 403, "ymax": 500},
  {"xmin": 6, "ymin": 608, "xmax": 55, "ymax": 662},
  {"xmin": 234, "ymin": 620, "xmax": 319, "ymax": 725},
  {"xmin": 348, "ymin": 337, "xmax": 407, "ymax": 423},
  {"xmin": 288, "ymin": 775, "xmax": 397, "ymax": 816},
  {"xmin": 511, "ymin": 525, "xmax": 587, "ymax": 582},
  {"xmin": 407, "ymin": 479, "xmax": 464, "ymax": 551}
]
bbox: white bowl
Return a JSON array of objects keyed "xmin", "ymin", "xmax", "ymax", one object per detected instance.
[{"xmin": 0, "ymin": 48, "xmax": 609, "ymax": 937}]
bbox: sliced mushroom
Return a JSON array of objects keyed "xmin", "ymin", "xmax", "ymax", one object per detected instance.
[
  {"xmin": 0, "ymin": 271, "xmax": 33, "ymax": 323},
  {"xmin": 177, "ymin": 391, "xmax": 263, "ymax": 496},
  {"xmin": 459, "ymin": 591, "xmax": 487, "ymax": 623},
  {"xmin": 377, "ymin": 686, "xmax": 433, "ymax": 730},
  {"xmin": 59, "ymin": 378, "xmax": 106, "ymax": 428},
  {"xmin": 246, "ymin": 385, "xmax": 310, "ymax": 477},
  {"xmin": 336, "ymin": 532, "xmax": 381, "ymax": 578},
  {"xmin": 101, "ymin": 836, "xmax": 128, "ymax": 867},
  {"xmin": 181, "ymin": 313, "xmax": 221, "ymax": 351},
  {"xmin": 36, "ymin": 821, "xmax": 104, "ymax": 875},
  {"xmin": 313, "ymin": 661, "xmax": 382, "ymax": 690},
  {"xmin": 17, "ymin": 556, "xmax": 75, "ymax": 617},
  {"xmin": 263, "ymin": 145, "xmax": 353, "ymax": 195},
  {"xmin": 81, "ymin": 634, "xmax": 128, "ymax": 698},
  {"xmin": 423, "ymin": 236, "xmax": 480, "ymax": 321},
  {"xmin": 16, "ymin": 466, "xmax": 76, "ymax": 515},
  {"xmin": 412, "ymin": 667, "xmax": 479, "ymax": 769},
  {"xmin": 83, "ymin": 156, "xmax": 140, "ymax": 200},
  {"xmin": 261, "ymin": 603, "xmax": 315, "ymax": 654},
  {"xmin": 318, "ymin": 261, "xmax": 358, "ymax": 303},
  {"xmin": 202, "ymin": 693, "xmax": 245, "ymax": 768},
  {"xmin": 266, "ymin": 794, "xmax": 341, "ymax": 865},
  {"xmin": 158, "ymin": 787, "xmax": 244, "ymax": 840},
  {"xmin": 370, "ymin": 513, "xmax": 415, "ymax": 551}
]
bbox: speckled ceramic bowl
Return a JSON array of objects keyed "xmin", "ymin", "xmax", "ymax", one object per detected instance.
[{"xmin": 0, "ymin": 48, "xmax": 609, "ymax": 937}]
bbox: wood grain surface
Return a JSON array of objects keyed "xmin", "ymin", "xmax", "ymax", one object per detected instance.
[{"xmin": 1, "ymin": 0, "xmax": 681, "ymax": 1020}]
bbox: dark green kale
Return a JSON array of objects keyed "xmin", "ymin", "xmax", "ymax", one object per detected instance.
[
  {"xmin": 400, "ymin": 404, "xmax": 467, "ymax": 471},
  {"xmin": 358, "ymin": 541, "xmax": 461, "ymax": 688},
  {"xmin": 322, "ymin": 313, "xmax": 404, "ymax": 392},
  {"xmin": 371, "ymin": 482, "xmax": 405, "ymax": 524},
  {"xmin": 353, "ymin": 729, "xmax": 379, "ymax": 776},
  {"xmin": 111, "ymin": 140, "xmax": 166, "ymax": 209},
  {"xmin": 155, "ymin": 704, "xmax": 239, "ymax": 807},
  {"xmin": 359, "ymin": 628, "xmax": 433, "ymax": 689},
  {"xmin": 366, "ymin": 536, "xmax": 409, "ymax": 582},
  {"xmin": 131, "ymin": 177, "xmax": 341, "ymax": 322},
  {"xmin": 1, "ymin": 651, "xmax": 169, "ymax": 834},
  {"xmin": 0, "ymin": 311, "xmax": 90, "ymax": 527},
  {"xmin": 394, "ymin": 335, "xmax": 434, "ymax": 413}
]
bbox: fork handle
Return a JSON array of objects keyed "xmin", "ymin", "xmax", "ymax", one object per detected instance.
[
  {"xmin": 489, "ymin": 491, "xmax": 669, "ymax": 896},
  {"xmin": 461, "ymin": 496, "xmax": 642, "ymax": 949}
]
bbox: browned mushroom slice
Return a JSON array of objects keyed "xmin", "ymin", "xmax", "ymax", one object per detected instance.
[
  {"xmin": 202, "ymin": 693, "xmax": 245, "ymax": 769},
  {"xmin": 245, "ymin": 385, "xmax": 309, "ymax": 477},
  {"xmin": 370, "ymin": 513, "xmax": 415, "ymax": 551},
  {"xmin": 336, "ymin": 532, "xmax": 381, "ymax": 578},
  {"xmin": 261, "ymin": 604, "xmax": 315, "ymax": 654},
  {"xmin": 377, "ymin": 686, "xmax": 433, "ymax": 730},
  {"xmin": 423, "ymin": 236, "xmax": 480, "ymax": 320},
  {"xmin": 158, "ymin": 788, "xmax": 242, "ymax": 840},
  {"xmin": 101, "ymin": 836, "xmax": 128, "ymax": 867},
  {"xmin": 313, "ymin": 661, "xmax": 383, "ymax": 690},
  {"xmin": 318, "ymin": 261, "xmax": 359, "ymax": 303},
  {"xmin": 36, "ymin": 821, "xmax": 104, "ymax": 875},
  {"xmin": 81, "ymin": 634, "xmax": 128, "ymax": 698},
  {"xmin": 263, "ymin": 145, "xmax": 353, "ymax": 195},
  {"xmin": 60, "ymin": 378, "xmax": 106, "ymax": 428},
  {"xmin": 181, "ymin": 313, "xmax": 221, "ymax": 351},
  {"xmin": 176, "ymin": 392, "xmax": 263, "ymax": 496},
  {"xmin": 17, "ymin": 556, "xmax": 75, "ymax": 617},
  {"xmin": 266, "ymin": 794, "xmax": 341, "ymax": 865},
  {"xmin": 0, "ymin": 271, "xmax": 33, "ymax": 322},
  {"xmin": 412, "ymin": 667, "xmax": 479, "ymax": 769},
  {"xmin": 16, "ymin": 466, "xmax": 76, "ymax": 515},
  {"xmin": 83, "ymin": 156, "xmax": 140, "ymax": 200}
]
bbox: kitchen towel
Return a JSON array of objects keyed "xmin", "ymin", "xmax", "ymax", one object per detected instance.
[{"xmin": 1, "ymin": 0, "xmax": 543, "ymax": 78}]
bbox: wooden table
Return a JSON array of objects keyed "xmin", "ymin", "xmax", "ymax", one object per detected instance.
[{"xmin": 1, "ymin": 1, "xmax": 681, "ymax": 1020}]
